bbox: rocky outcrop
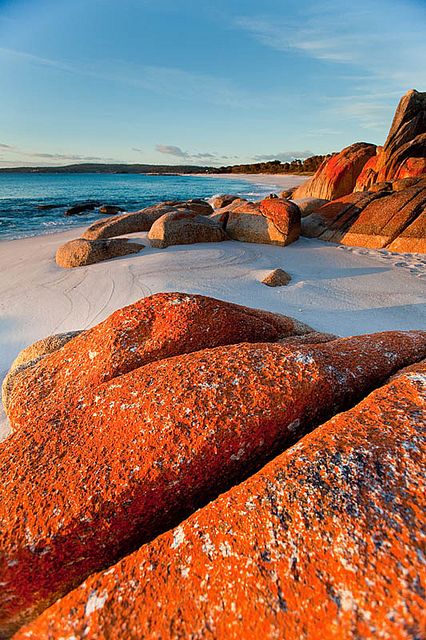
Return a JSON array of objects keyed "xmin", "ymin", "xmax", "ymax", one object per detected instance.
[
  {"xmin": 2, "ymin": 292, "xmax": 425, "ymax": 635},
  {"xmin": 98, "ymin": 205, "xmax": 124, "ymax": 215},
  {"xmin": 224, "ymin": 197, "xmax": 300, "ymax": 246},
  {"xmin": 355, "ymin": 90, "xmax": 426, "ymax": 190},
  {"xmin": 1, "ymin": 331, "xmax": 81, "ymax": 413},
  {"xmin": 302, "ymin": 178, "xmax": 426, "ymax": 251},
  {"xmin": 17, "ymin": 359, "xmax": 426, "ymax": 640},
  {"xmin": 292, "ymin": 143, "xmax": 377, "ymax": 200},
  {"xmin": 82, "ymin": 200, "xmax": 213, "ymax": 240},
  {"xmin": 261, "ymin": 268, "xmax": 291, "ymax": 287},
  {"xmin": 55, "ymin": 237, "xmax": 143, "ymax": 268},
  {"xmin": 148, "ymin": 209, "xmax": 227, "ymax": 248}
]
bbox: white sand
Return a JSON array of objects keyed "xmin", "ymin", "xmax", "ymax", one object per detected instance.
[
  {"xmin": 1, "ymin": 225, "xmax": 425, "ymax": 440},
  {"xmin": 193, "ymin": 173, "xmax": 309, "ymax": 191}
]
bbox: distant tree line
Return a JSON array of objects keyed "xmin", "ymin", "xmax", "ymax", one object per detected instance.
[{"xmin": 214, "ymin": 155, "xmax": 332, "ymax": 175}]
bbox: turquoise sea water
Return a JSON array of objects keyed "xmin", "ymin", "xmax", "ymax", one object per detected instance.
[{"xmin": 0, "ymin": 173, "xmax": 280, "ymax": 240}]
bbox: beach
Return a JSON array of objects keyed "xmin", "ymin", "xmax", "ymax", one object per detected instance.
[{"xmin": 1, "ymin": 224, "xmax": 425, "ymax": 440}]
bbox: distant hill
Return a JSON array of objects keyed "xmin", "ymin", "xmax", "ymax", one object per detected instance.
[{"xmin": 0, "ymin": 155, "xmax": 331, "ymax": 175}]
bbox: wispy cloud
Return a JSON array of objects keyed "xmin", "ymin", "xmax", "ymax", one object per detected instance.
[
  {"xmin": 235, "ymin": 0, "xmax": 426, "ymax": 130},
  {"xmin": 156, "ymin": 144, "xmax": 189, "ymax": 159},
  {"xmin": 0, "ymin": 47, "xmax": 274, "ymax": 110},
  {"xmin": 253, "ymin": 150, "xmax": 315, "ymax": 162},
  {"xmin": 0, "ymin": 143, "xmax": 13, "ymax": 149}
]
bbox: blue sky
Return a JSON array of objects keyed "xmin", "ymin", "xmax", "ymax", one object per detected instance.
[{"xmin": 0, "ymin": 0, "xmax": 425, "ymax": 167}]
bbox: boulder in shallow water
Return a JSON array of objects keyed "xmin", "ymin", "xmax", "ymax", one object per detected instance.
[
  {"xmin": 210, "ymin": 194, "xmax": 240, "ymax": 209},
  {"xmin": 55, "ymin": 237, "xmax": 143, "ymax": 268},
  {"xmin": 98, "ymin": 205, "xmax": 124, "ymax": 215},
  {"xmin": 64, "ymin": 201, "xmax": 101, "ymax": 216}
]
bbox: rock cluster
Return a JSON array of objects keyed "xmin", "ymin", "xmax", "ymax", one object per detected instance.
[
  {"xmin": 302, "ymin": 177, "xmax": 426, "ymax": 252},
  {"xmin": 1, "ymin": 293, "xmax": 425, "ymax": 638},
  {"xmin": 291, "ymin": 89, "xmax": 425, "ymax": 252}
]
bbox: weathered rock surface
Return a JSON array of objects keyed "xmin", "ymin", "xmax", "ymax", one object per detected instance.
[
  {"xmin": 18, "ymin": 360, "xmax": 426, "ymax": 640},
  {"xmin": 301, "ymin": 179, "xmax": 426, "ymax": 251},
  {"xmin": 355, "ymin": 90, "xmax": 426, "ymax": 190},
  {"xmin": 64, "ymin": 201, "xmax": 100, "ymax": 216},
  {"xmin": 261, "ymin": 268, "xmax": 291, "ymax": 287},
  {"xmin": 292, "ymin": 197, "xmax": 330, "ymax": 217},
  {"xmin": 1, "ymin": 331, "xmax": 81, "ymax": 413},
  {"xmin": 148, "ymin": 209, "xmax": 227, "ymax": 248},
  {"xmin": 82, "ymin": 200, "xmax": 213, "ymax": 240},
  {"xmin": 2, "ymin": 292, "xmax": 425, "ymax": 635},
  {"xmin": 55, "ymin": 237, "xmax": 143, "ymax": 268},
  {"xmin": 98, "ymin": 205, "xmax": 124, "ymax": 215},
  {"xmin": 225, "ymin": 197, "xmax": 300, "ymax": 246},
  {"xmin": 292, "ymin": 143, "xmax": 377, "ymax": 201},
  {"xmin": 210, "ymin": 194, "xmax": 240, "ymax": 209}
]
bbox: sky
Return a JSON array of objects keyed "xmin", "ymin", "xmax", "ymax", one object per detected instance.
[{"xmin": 0, "ymin": 0, "xmax": 425, "ymax": 167}]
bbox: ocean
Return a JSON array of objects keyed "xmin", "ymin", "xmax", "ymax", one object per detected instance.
[{"xmin": 0, "ymin": 173, "xmax": 284, "ymax": 241}]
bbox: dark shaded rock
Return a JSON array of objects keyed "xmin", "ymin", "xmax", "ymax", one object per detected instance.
[
  {"xmin": 99, "ymin": 205, "xmax": 124, "ymax": 215},
  {"xmin": 64, "ymin": 201, "xmax": 101, "ymax": 216}
]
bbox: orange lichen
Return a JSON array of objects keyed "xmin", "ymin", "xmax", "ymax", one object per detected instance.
[{"xmin": 15, "ymin": 361, "xmax": 426, "ymax": 640}]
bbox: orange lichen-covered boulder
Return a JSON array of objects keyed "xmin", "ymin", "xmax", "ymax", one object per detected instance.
[
  {"xmin": 2, "ymin": 327, "xmax": 426, "ymax": 635},
  {"xmin": 223, "ymin": 198, "xmax": 301, "ymax": 246},
  {"xmin": 292, "ymin": 142, "xmax": 377, "ymax": 201},
  {"xmin": 18, "ymin": 360, "xmax": 426, "ymax": 640},
  {"xmin": 355, "ymin": 90, "xmax": 426, "ymax": 190}
]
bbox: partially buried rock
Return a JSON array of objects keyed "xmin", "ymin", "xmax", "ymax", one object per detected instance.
[
  {"xmin": 55, "ymin": 237, "xmax": 143, "ymax": 268},
  {"xmin": 2, "ymin": 331, "xmax": 82, "ymax": 413},
  {"xmin": 16, "ymin": 359, "xmax": 426, "ymax": 640},
  {"xmin": 292, "ymin": 197, "xmax": 330, "ymax": 216},
  {"xmin": 98, "ymin": 205, "xmax": 124, "ymax": 215},
  {"xmin": 148, "ymin": 209, "xmax": 227, "ymax": 248},
  {"xmin": 261, "ymin": 268, "xmax": 291, "ymax": 287}
]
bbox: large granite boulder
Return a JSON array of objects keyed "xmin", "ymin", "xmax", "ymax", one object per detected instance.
[
  {"xmin": 356, "ymin": 90, "xmax": 426, "ymax": 190},
  {"xmin": 17, "ymin": 359, "xmax": 426, "ymax": 640},
  {"xmin": 292, "ymin": 143, "xmax": 377, "ymax": 200},
  {"xmin": 2, "ymin": 291, "xmax": 425, "ymax": 635},
  {"xmin": 292, "ymin": 197, "xmax": 330, "ymax": 217},
  {"xmin": 301, "ymin": 178, "xmax": 426, "ymax": 251},
  {"xmin": 148, "ymin": 209, "xmax": 227, "ymax": 248},
  {"xmin": 55, "ymin": 237, "xmax": 143, "ymax": 268},
  {"xmin": 82, "ymin": 200, "xmax": 213, "ymax": 240},
  {"xmin": 224, "ymin": 197, "xmax": 301, "ymax": 246}
]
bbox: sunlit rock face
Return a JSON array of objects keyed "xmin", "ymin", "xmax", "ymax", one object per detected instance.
[
  {"xmin": 15, "ymin": 359, "xmax": 426, "ymax": 640},
  {"xmin": 292, "ymin": 142, "xmax": 377, "ymax": 201},
  {"xmin": 355, "ymin": 90, "xmax": 426, "ymax": 190}
]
